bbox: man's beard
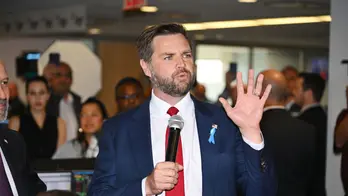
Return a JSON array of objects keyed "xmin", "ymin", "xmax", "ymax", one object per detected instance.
[
  {"xmin": 149, "ymin": 66, "xmax": 196, "ymax": 97},
  {"xmin": 0, "ymin": 99, "xmax": 9, "ymax": 122}
]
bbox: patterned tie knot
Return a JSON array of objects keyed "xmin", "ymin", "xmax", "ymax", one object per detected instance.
[{"xmin": 167, "ymin": 106, "xmax": 179, "ymax": 116}]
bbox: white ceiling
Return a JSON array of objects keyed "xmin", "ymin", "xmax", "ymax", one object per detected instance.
[{"xmin": 0, "ymin": 0, "xmax": 330, "ymax": 47}]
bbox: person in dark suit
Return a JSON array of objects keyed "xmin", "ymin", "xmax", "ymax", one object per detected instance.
[
  {"xmin": 0, "ymin": 60, "xmax": 46, "ymax": 195},
  {"xmin": 88, "ymin": 23, "xmax": 276, "ymax": 196},
  {"xmin": 114, "ymin": 77, "xmax": 145, "ymax": 114},
  {"xmin": 259, "ymin": 69, "xmax": 316, "ymax": 196},
  {"xmin": 45, "ymin": 62, "xmax": 82, "ymax": 141},
  {"xmin": 282, "ymin": 66, "xmax": 301, "ymax": 117},
  {"xmin": 294, "ymin": 72, "xmax": 327, "ymax": 196},
  {"xmin": 8, "ymin": 82, "xmax": 26, "ymax": 118}
]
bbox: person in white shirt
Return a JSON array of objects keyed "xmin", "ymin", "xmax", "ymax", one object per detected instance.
[
  {"xmin": 45, "ymin": 62, "xmax": 82, "ymax": 141},
  {"xmin": 89, "ymin": 23, "xmax": 276, "ymax": 196}
]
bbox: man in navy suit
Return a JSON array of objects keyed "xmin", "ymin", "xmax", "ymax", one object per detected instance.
[{"xmin": 88, "ymin": 23, "xmax": 276, "ymax": 196}]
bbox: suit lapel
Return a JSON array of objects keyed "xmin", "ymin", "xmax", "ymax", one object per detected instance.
[
  {"xmin": 193, "ymin": 99, "xmax": 219, "ymax": 196},
  {"xmin": 0, "ymin": 125, "xmax": 22, "ymax": 195},
  {"xmin": 128, "ymin": 99, "xmax": 154, "ymax": 177}
]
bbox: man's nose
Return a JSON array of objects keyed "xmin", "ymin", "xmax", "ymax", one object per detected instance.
[
  {"xmin": 176, "ymin": 56, "xmax": 186, "ymax": 68},
  {"xmin": 0, "ymin": 86, "xmax": 7, "ymax": 100}
]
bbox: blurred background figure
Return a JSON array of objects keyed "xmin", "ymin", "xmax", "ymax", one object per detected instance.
[
  {"xmin": 334, "ymin": 86, "xmax": 348, "ymax": 196},
  {"xmin": 217, "ymin": 70, "xmax": 235, "ymax": 106},
  {"xmin": 53, "ymin": 98, "xmax": 108, "ymax": 159},
  {"xmin": 191, "ymin": 82, "xmax": 210, "ymax": 102},
  {"xmin": 9, "ymin": 76, "xmax": 67, "ymax": 160},
  {"xmin": 114, "ymin": 77, "xmax": 144, "ymax": 114},
  {"xmin": 46, "ymin": 62, "xmax": 82, "ymax": 141},
  {"xmin": 42, "ymin": 63, "xmax": 57, "ymax": 87},
  {"xmin": 294, "ymin": 72, "xmax": 327, "ymax": 196},
  {"xmin": 8, "ymin": 82, "xmax": 25, "ymax": 118},
  {"xmin": 259, "ymin": 69, "xmax": 317, "ymax": 196},
  {"xmin": 282, "ymin": 65, "xmax": 301, "ymax": 117}
]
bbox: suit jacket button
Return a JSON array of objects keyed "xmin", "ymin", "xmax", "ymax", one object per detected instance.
[{"xmin": 261, "ymin": 157, "xmax": 267, "ymax": 172}]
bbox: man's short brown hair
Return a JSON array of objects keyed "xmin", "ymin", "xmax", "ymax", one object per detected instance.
[{"xmin": 136, "ymin": 23, "xmax": 191, "ymax": 63}]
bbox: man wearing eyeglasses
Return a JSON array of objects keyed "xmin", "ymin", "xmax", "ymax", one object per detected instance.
[{"xmin": 114, "ymin": 77, "xmax": 145, "ymax": 114}]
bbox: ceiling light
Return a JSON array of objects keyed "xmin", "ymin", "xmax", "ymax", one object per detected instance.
[
  {"xmin": 140, "ymin": 6, "xmax": 158, "ymax": 13},
  {"xmin": 194, "ymin": 34, "xmax": 205, "ymax": 40},
  {"xmin": 239, "ymin": 0, "xmax": 258, "ymax": 3},
  {"xmin": 88, "ymin": 28, "xmax": 101, "ymax": 35},
  {"xmin": 182, "ymin": 15, "xmax": 331, "ymax": 31}
]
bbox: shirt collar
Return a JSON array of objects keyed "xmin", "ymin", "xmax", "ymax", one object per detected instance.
[
  {"xmin": 150, "ymin": 90, "xmax": 193, "ymax": 117},
  {"xmin": 285, "ymin": 100, "xmax": 294, "ymax": 110},
  {"xmin": 301, "ymin": 103, "xmax": 321, "ymax": 113},
  {"xmin": 263, "ymin": 105, "xmax": 286, "ymax": 112},
  {"xmin": 62, "ymin": 93, "xmax": 74, "ymax": 104}
]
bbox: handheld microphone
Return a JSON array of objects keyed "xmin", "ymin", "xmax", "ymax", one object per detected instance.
[{"xmin": 165, "ymin": 115, "xmax": 184, "ymax": 162}]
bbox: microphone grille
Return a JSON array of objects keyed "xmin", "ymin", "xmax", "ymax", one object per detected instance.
[{"xmin": 168, "ymin": 115, "xmax": 184, "ymax": 130}]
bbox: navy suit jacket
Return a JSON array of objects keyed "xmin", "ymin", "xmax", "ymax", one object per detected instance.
[{"xmin": 88, "ymin": 97, "xmax": 277, "ymax": 196}]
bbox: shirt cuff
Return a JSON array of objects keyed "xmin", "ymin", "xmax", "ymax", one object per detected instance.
[
  {"xmin": 242, "ymin": 133, "xmax": 264, "ymax": 151},
  {"xmin": 141, "ymin": 177, "xmax": 148, "ymax": 196}
]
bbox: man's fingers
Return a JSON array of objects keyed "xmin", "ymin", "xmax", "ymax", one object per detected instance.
[
  {"xmin": 247, "ymin": 69, "xmax": 255, "ymax": 95},
  {"xmin": 157, "ymin": 182, "xmax": 175, "ymax": 191},
  {"xmin": 176, "ymin": 163, "xmax": 184, "ymax": 171},
  {"xmin": 260, "ymin": 84, "xmax": 272, "ymax": 104},
  {"xmin": 159, "ymin": 176, "xmax": 178, "ymax": 184},
  {"xmin": 219, "ymin": 97, "xmax": 231, "ymax": 112},
  {"xmin": 156, "ymin": 162, "xmax": 176, "ymax": 170},
  {"xmin": 236, "ymin": 72, "xmax": 245, "ymax": 97}
]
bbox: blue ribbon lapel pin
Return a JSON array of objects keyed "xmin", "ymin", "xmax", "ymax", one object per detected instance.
[{"xmin": 208, "ymin": 124, "xmax": 218, "ymax": 144}]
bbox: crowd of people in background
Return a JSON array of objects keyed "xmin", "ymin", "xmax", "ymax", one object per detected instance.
[{"xmin": 3, "ymin": 54, "xmax": 342, "ymax": 196}]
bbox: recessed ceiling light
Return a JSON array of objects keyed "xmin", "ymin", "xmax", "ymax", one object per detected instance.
[
  {"xmin": 239, "ymin": 0, "xmax": 258, "ymax": 3},
  {"xmin": 216, "ymin": 34, "xmax": 224, "ymax": 39},
  {"xmin": 182, "ymin": 15, "xmax": 331, "ymax": 31},
  {"xmin": 88, "ymin": 28, "xmax": 101, "ymax": 35},
  {"xmin": 140, "ymin": 6, "xmax": 158, "ymax": 13},
  {"xmin": 195, "ymin": 34, "xmax": 205, "ymax": 40}
]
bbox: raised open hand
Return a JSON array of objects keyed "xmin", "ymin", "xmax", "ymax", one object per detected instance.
[{"xmin": 219, "ymin": 69, "xmax": 272, "ymax": 143}]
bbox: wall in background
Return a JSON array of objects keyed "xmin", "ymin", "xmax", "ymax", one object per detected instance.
[{"xmin": 326, "ymin": 0, "xmax": 348, "ymax": 195}]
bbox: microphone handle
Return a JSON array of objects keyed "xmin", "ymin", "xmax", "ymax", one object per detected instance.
[{"xmin": 165, "ymin": 127, "xmax": 181, "ymax": 162}]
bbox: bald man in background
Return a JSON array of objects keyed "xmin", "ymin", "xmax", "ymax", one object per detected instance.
[
  {"xmin": 8, "ymin": 82, "xmax": 25, "ymax": 118},
  {"xmin": 42, "ymin": 64, "xmax": 57, "ymax": 87},
  {"xmin": 259, "ymin": 69, "xmax": 317, "ymax": 196}
]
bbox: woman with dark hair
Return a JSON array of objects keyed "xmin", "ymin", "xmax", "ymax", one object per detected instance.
[
  {"xmin": 53, "ymin": 97, "xmax": 108, "ymax": 159},
  {"xmin": 9, "ymin": 76, "xmax": 67, "ymax": 160}
]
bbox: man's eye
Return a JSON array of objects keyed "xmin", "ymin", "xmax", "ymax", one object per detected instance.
[
  {"xmin": 164, "ymin": 56, "xmax": 172, "ymax": 60},
  {"xmin": 183, "ymin": 53, "xmax": 192, "ymax": 58}
]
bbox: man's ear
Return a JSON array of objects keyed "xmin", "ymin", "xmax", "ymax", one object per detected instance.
[
  {"xmin": 140, "ymin": 59, "xmax": 151, "ymax": 78},
  {"xmin": 304, "ymin": 89, "xmax": 312, "ymax": 99}
]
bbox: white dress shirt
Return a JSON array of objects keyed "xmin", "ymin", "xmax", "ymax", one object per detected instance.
[
  {"xmin": 263, "ymin": 105, "xmax": 286, "ymax": 112},
  {"xmin": 0, "ymin": 146, "xmax": 18, "ymax": 196},
  {"xmin": 141, "ymin": 92, "xmax": 264, "ymax": 195},
  {"xmin": 59, "ymin": 93, "xmax": 78, "ymax": 141},
  {"xmin": 300, "ymin": 103, "xmax": 321, "ymax": 113},
  {"xmin": 85, "ymin": 135, "xmax": 99, "ymax": 158}
]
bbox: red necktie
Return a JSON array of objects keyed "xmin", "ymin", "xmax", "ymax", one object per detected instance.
[{"xmin": 166, "ymin": 106, "xmax": 185, "ymax": 196}]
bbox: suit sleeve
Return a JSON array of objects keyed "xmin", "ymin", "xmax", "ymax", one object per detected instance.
[
  {"xmin": 88, "ymin": 121, "xmax": 143, "ymax": 196},
  {"xmin": 235, "ymin": 129, "xmax": 277, "ymax": 196},
  {"xmin": 18, "ymin": 133, "xmax": 47, "ymax": 195}
]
